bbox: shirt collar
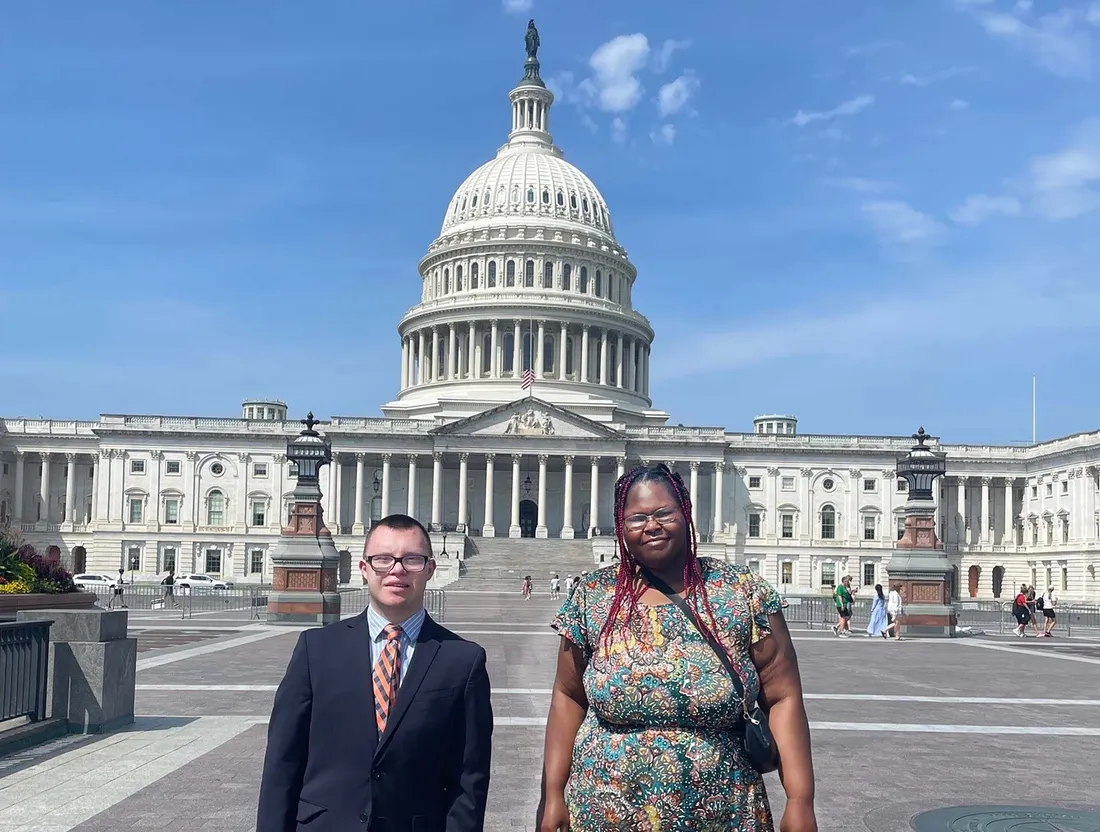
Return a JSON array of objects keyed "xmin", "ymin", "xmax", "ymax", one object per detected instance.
[{"xmin": 367, "ymin": 603, "xmax": 426, "ymax": 643}]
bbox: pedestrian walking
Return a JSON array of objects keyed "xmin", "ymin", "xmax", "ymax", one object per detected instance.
[
  {"xmin": 883, "ymin": 584, "xmax": 904, "ymax": 640},
  {"xmin": 108, "ymin": 567, "xmax": 127, "ymax": 609},
  {"xmin": 832, "ymin": 575, "xmax": 854, "ymax": 637},
  {"xmin": 1040, "ymin": 586, "xmax": 1057, "ymax": 637},
  {"xmin": 160, "ymin": 569, "xmax": 179, "ymax": 609},
  {"xmin": 866, "ymin": 584, "xmax": 888, "ymax": 637}
]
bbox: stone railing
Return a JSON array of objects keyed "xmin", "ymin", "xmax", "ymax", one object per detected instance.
[
  {"xmin": 327, "ymin": 417, "xmax": 432, "ymax": 433},
  {"xmin": 0, "ymin": 419, "xmax": 99, "ymax": 435},
  {"xmin": 726, "ymin": 433, "xmax": 919, "ymax": 451},
  {"xmin": 625, "ymin": 425, "xmax": 726, "ymax": 440}
]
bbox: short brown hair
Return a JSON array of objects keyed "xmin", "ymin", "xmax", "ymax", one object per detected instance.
[{"xmin": 363, "ymin": 514, "xmax": 433, "ymax": 555}]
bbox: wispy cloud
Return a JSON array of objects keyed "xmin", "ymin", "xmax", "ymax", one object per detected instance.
[
  {"xmin": 611, "ymin": 117, "xmax": 628, "ymax": 144},
  {"xmin": 656, "ymin": 73, "xmax": 700, "ymax": 118},
  {"xmin": 653, "ymin": 39, "xmax": 690, "ymax": 73},
  {"xmin": 587, "ymin": 34, "xmax": 651, "ymax": 112},
  {"xmin": 897, "ymin": 66, "xmax": 975, "ymax": 87},
  {"xmin": 822, "ymin": 177, "xmax": 896, "ymax": 193},
  {"xmin": 965, "ymin": 6, "xmax": 1093, "ymax": 78},
  {"xmin": 950, "ymin": 194, "xmax": 1023, "ymax": 224},
  {"xmin": 1089, "ymin": 2, "xmax": 1100, "ymax": 25},
  {"xmin": 861, "ymin": 200, "xmax": 945, "ymax": 244},
  {"xmin": 949, "ymin": 98, "xmax": 970, "ymax": 110},
  {"xmin": 501, "ymin": 0, "xmax": 534, "ymax": 13},
  {"xmin": 650, "ymin": 124, "xmax": 676, "ymax": 145},
  {"xmin": 790, "ymin": 94, "xmax": 875, "ymax": 127},
  {"xmin": 844, "ymin": 41, "xmax": 898, "ymax": 58}
]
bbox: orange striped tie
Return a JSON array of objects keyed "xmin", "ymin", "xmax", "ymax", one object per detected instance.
[{"xmin": 373, "ymin": 623, "xmax": 403, "ymax": 735}]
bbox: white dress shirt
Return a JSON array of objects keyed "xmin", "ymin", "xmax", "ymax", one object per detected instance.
[{"xmin": 366, "ymin": 604, "xmax": 426, "ymax": 686}]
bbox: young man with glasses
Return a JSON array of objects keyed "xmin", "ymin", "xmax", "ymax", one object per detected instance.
[{"xmin": 257, "ymin": 514, "xmax": 493, "ymax": 832}]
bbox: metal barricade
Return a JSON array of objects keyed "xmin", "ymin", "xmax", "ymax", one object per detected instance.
[
  {"xmin": 0, "ymin": 619, "xmax": 51, "ymax": 723},
  {"xmin": 338, "ymin": 587, "xmax": 446, "ymax": 622},
  {"xmin": 83, "ymin": 584, "xmax": 268, "ymax": 620}
]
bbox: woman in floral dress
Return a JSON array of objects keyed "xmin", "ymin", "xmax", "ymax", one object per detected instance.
[{"xmin": 537, "ymin": 464, "xmax": 817, "ymax": 832}]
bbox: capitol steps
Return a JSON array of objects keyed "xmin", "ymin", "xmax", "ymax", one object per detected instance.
[{"xmin": 450, "ymin": 537, "xmax": 603, "ymax": 592}]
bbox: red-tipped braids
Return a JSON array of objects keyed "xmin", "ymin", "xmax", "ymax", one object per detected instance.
[{"xmin": 597, "ymin": 463, "xmax": 726, "ymax": 652}]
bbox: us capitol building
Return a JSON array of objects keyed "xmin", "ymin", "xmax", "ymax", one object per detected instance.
[{"xmin": 2, "ymin": 31, "xmax": 1099, "ymax": 601}]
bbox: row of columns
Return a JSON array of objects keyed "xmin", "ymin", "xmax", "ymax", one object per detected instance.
[
  {"xmin": 399, "ymin": 320, "xmax": 650, "ymax": 397},
  {"xmin": 7, "ymin": 451, "xmax": 86, "ymax": 526}
]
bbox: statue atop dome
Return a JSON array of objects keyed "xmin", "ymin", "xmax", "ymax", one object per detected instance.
[{"xmin": 525, "ymin": 19, "xmax": 540, "ymax": 59}]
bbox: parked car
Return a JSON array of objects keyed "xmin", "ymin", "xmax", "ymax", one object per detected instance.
[
  {"xmin": 176, "ymin": 573, "xmax": 233, "ymax": 590},
  {"xmin": 73, "ymin": 573, "xmax": 119, "ymax": 590}
]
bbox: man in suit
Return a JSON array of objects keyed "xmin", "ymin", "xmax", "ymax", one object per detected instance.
[{"xmin": 257, "ymin": 514, "xmax": 493, "ymax": 832}]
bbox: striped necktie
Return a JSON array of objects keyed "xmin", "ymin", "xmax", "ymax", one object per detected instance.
[{"xmin": 373, "ymin": 623, "xmax": 403, "ymax": 735}]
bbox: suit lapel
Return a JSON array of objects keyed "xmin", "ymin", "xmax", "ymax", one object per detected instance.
[
  {"xmin": 374, "ymin": 615, "xmax": 441, "ymax": 761},
  {"xmin": 345, "ymin": 609, "xmax": 379, "ymax": 760}
]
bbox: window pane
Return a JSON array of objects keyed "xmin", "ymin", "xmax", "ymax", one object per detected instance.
[{"xmin": 205, "ymin": 549, "xmax": 222, "ymax": 574}]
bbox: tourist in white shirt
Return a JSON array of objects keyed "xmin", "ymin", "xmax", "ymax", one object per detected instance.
[
  {"xmin": 882, "ymin": 584, "xmax": 904, "ymax": 641},
  {"xmin": 1040, "ymin": 587, "xmax": 1058, "ymax": 637}
]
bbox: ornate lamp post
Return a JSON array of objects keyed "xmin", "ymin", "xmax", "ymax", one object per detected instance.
[
  {"xmin": 266, "ymin": 413, "xmax": 341, "ymax": 626},
  {"xmin": 886, "ymin": 427, "xmax": 956, "ymax": 637}
]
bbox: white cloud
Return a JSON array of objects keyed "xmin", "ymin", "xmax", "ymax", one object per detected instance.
[
  {"xmin": 588, "ymin": 34, "xmax": 651, "ymax": 113},
  {"xmin": 1088, "ymin": 2, "xmax": 1100, "ymax": 25},
  {"xmin": 950, "ymin": 194, "xmax": 1023, "ymax": 224},
  {"xmin": 949, "ymin": 98, "xmax": 970, "ymax": 110},
  {"xmin": 501, "ymin": 0, "xmax": 534, "ymax": 13},
  {"xmin": 1028, "ymin": 123, "xmax": 1100, "ymax": 219},
  {"xmin": 820, "ymin": 126, "xmax": 844, "ymax": 141},
  {"xmin": 822, "ymin": 177, "xmax": 896, "ymax": 193},
  {"xmin": 654, "ymin": 39, "xmax": 690, "ymax": 73},
  {"xmin": 611, "ymin": 117, "xmax": 628, "ymax": 144},
  {"xmin": 656, "ymin": 73, "xmax": 700, "ymax": 118},
  {"xmin": 1016, "ymin": 0, "xmax": 1033, "ymax": 11},
  {"xmin": 650, "ymin": 124, "xmax": 676, "ymax": 145},
  {"xmin": 974, "ymin": 8, "xmax": 1092, "ymax": 78},
  {"xmin": 861, "ymin": 200, "xmax": 944, "ymax": 244},
  {"xmin": 790, "ymin": 94, "xmax": 875, "ymax": 127},
  {"xmin": 900, "ymin": 73, "xmax": 926, "ymax": 87},
  {"xmin": 844, "ymin": 40, "xmax": 897, "ymax": 58}
]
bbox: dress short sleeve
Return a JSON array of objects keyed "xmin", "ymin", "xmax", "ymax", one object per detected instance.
[
  {"xmin": 550, "ymin": 581, "xmax": 591, "ymax": 660},
  {"xmin": 745, "ymin": 571, "xmax": 784, "ymax": 645}
]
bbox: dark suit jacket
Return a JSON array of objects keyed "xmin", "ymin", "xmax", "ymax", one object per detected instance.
[{"xmin": 256, "ymin": 610, "xmax": 493, "ymax": 832}]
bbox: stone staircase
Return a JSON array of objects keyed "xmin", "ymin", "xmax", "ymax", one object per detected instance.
[{"xmin": 451, "ymin": 537, "xmax": 604, "ymax": 591}]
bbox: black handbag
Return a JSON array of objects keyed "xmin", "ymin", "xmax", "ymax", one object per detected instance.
[{"xmin": 639, "ymin": 566, "xmax": 780, "ymax": 774}]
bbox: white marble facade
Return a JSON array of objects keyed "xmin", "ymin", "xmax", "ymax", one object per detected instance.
[{"xmin": 3, "ymin": 50, "xmax": 1099, "ymax": 600}]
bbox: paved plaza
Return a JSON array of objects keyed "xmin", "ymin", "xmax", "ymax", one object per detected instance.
[{"xmin": 2, "ymin": 591, "xmax": 1100, "ymax": 832}]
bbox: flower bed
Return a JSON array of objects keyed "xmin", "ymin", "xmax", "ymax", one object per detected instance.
[{"xmin": 0, "ymin": 526, "xmax": 78, "ymax": 595}]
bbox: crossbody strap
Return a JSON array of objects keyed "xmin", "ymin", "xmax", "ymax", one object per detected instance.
[{"xmin": 638, "ymin": 566, "xmax": 752, "ymax": 720}]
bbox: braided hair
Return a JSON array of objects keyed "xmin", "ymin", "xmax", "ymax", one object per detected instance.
[{"xmin": 597, "ymin": 463, "xmax": 726, "ymax": 652}]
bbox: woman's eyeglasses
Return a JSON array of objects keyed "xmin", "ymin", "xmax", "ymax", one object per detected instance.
[
  {"xmin": 365, "ymin": 554, "xmax": 431, "ymax": 573},
  {"xmin": 623, "ymin": 508, "xmax": 681, "ymax": 531}
]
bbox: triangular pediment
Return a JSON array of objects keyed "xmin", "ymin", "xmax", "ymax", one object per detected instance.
[{"xmin": 430, "ymin": 398, "xmax": 622, "ymax": 439}]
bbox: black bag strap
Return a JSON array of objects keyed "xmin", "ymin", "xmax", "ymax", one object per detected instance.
[{"xmin": 638, "ymin": 565, "xmax": 754, "ymax": 720}]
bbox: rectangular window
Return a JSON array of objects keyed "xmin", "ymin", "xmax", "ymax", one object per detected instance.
[
  {"xmin": 1031, "ymin": 485, "xmax": 1038, "ymax": 498},
  {"xmin": 127, "ymin": 546, "xmax": 141, "ymax": 571},
  {"xmin": 1032, "ymin": 524, "xmax": 1038, "ymax": 545},
  {"xmin": 1063, "ymin": 520, "xmax": 1069, "ymax": 543},
  {"xmin": 863, "ymin": 562, "xmax": 876, "ymax": 587},
  {"xmin": 1, "ymin": 463, "xmax": 7, "ymax": 475},
  {"xmin": 821, "ymin": 513, "xmax": 835, "ymax": 540},
  {"xmin": 781, "ymin": 562, "xmax": 793, "ymax": 584},
  {"xmin": 162, "ymin": 547, "xmax": 177, "ymax": 573},
  {"xmin": 821, "ymin": 562, "xmax": 836, "ymax": 588},
  {"xmin": 1046, "ymin": 523, "xmax": 1053, "ymax": 545},
  {"xmin": 748, "ymin": 513, "xmax": 761, "ymax": 538},
  {"xmin": 128, "ymin": 498, "xmax": 143, "ymax": 524},
  {"xmin": 897, "ymin": 517, "xmax": 906, "ymax": 540},
  {"xmin": 747, "ymin": 560, "xmax": 760, "ymax": 574},
  {"xmin": 250, "ymin": 550, "xmax": 264, "ymax": 575},
  {"xmin": 781, "ymin": 514, "xmax": 794, "ymax": 538},
  {"xmin": 1046, "ymin": 483, "xmax": 1053, "ymax": 496},
  {"xmin": 130, "ymin": 459, "xmax": 145, "ymax": 474},
  {"xmin": 863, "ymin": 515, "xmax": 876, "ymax": 540},
  {"xmin": 166, "ymin": 460, "xmax": 181, "ymax": 475},
  {"xmin": 252, "ymin": 500, "xmax": 266, "ymax": 527},
  {"xmin": 164, "ymin": 499, "xmax": 179, "ymax": 524},
  {"xmin": 288, "ymin": 462, "xmax": 299, "ymax": 478},
  {"xmin": 205, "ymin": 549, "xmax": 222, "ymax": 575},
  {"xmin": 748, "ymin": 476, "xmax": 761, "ymax": 489},
  {"xmin": 863, "ymin": 479, "xmax": 876, "ymax": 492},
  {"xmin": 897, "ymin": 479, "xmax": 908, "ymax": 492},
  {"xmin": 1062, "ymin": 566, "xmax": 1068, "ymax": 592},
  {"xmin": 253, "ymin": 463, "xmax": 268, "ymax": 478},
  {"xmin": 781, "ymin": 476, "xmax": 795, "ymax": 491},
  {"xmin": 1062, "ymin": 480, "xmax": 1069, "ymax": 494}
]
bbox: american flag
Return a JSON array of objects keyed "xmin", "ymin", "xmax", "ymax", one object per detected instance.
[{"xmin": 521, "ymin": 368, "xmax": 536, "ymax": 390}]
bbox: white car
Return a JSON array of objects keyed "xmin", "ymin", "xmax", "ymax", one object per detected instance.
[
  {"xmin": 73, "ymin": 573, "xmax": 119, "ymax": 589},
  {"xmin": 176, "ymin": 574, "xmax": 233, "ymax": 590}
]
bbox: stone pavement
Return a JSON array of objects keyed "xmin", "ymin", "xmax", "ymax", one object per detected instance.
[{"xmin": 2, "ymin": 589, "xmax": 1100, "ymax": 831}]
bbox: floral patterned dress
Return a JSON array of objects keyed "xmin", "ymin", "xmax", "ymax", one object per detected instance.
[{"xmin": 550, "ymin": 558, "xmax": 783, "ymax": 832}]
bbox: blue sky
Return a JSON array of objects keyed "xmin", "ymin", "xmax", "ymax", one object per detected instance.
[{"xmin": 2, "ymin": 0, "xmax": 1099, "ymax": 444}]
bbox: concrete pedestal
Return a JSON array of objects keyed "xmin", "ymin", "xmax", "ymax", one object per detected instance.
[
  {"xmin": 887, "ymin": 502, "xmax": 957, "ymax": 638},
  {"xmin": 267, "ymin": 535, "xmax": 341, "ymax": 626},
  {"xmin": 15, "ymin": 608, "xmax": 136, "ymax": 733}
]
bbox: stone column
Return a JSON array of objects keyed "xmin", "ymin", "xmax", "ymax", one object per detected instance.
[
  {"xmin": 457, "ymin": 453, "xmax": 469, "ymax": 528},
  {"xmin": 1004, "ymin": 478, "xmax": 1015, "ymax": 546},
  {"xmin": 768, "ymin": 467, "xmax": 780, "ymax": 539},
  {"xmin": 561, "ymin": 455, "xmax": 575, "ymax": 539},
  {"xmin": 353, "ymin": 454, "xmax": 366, "ymax": 534},
  {"xmin": 536, "ymin": 454, "xmax": 549, "ymax": 538},
  {"xmin": 64, "ymin": 453, "xmax": 77, "ymax": 526},
  {"xmin": 616, "ymin": 457, "xmax": 626, "ymax": 482},
  {"xmin": 589, "ymin": 457, "xmax": 601, "ymax": 537},
  {"xmin": 448, "ymin": 324, "xmax": 457, "ymax": 380},
  {"xmin": 558, "ymin": 323, "xmax": 568, "ymax": 380},
  {"xmin": 490, "ymin": 320, "xmax": 500, "ymax": 379},
  {"xmin": 581, "ymin": 325, "xmax": 590, "ymax": 382},
  {"xmin": 406, "ymin": 455, "xmax": 418, "ymax": 517},
  {"xmin": 713, "ymin": 462, "xmax": 725, "ymax": 538},
  {"xmin": 331, "ymin": 457, "xmax": 343, "ymax": 532},
  {"xmin": 512, "ymin": 320, "xmax": 522, "ymax": 377},
  {"xmin": 599, "ymin": 330, "xmax": 608, "ymax": 385},
  {"xmin": 980, "ymin": 477, "xmax": 991, "ymax": 546},
  {"xmin": 38, "ymin": 452, "xmax": 52, "ymax": 526},
  {"xmin": 957, "ymin": 478, "xmax": 966, "ymax": 545},
  {"xmin": 483, "ymin": 454, "xmax": 496, "ymax": 537},
  {"xmin": 431, "ymin": 327, "xmax": 440, "ymax": 382},
  {"xmin": 536, "ymin": 320, "xmax": 545, "ymax": 377},
  {"xmin": 431, "ymin": 452, "xmax": 444, "ymax": 528},
  {"xmin": 417, "ymin": 330, "xmax": 426, "ymax": 385},
  {"xmin": 1086, "ymin": 467, "xmax": 1098, "ymax": 542},
  {"xmin": 509, "ymin": 454, "xmax": 522, "ymax": 538},
  {"xmin": 468, "ymin": 322, "xmax": 477, "ymax": 378},
  {"xmin": 616, "ymin": 332, "xmax": 624, "ymax": 387},
  {"xmin": 380, "ymin": 454, "xmax": 392, "ymax": 517},
  {"xmin": 13, "ymin": 451, "xmax": 25, "ymax": 522},
  {"xmin": 90, "ymin": 453, "xmax": 98, "ymax": 521},
  {"xmin": 629, "ymin": 338, "xmax": 638, "ymax": 392},
  {"xmin": 848, "ymin": 470, "xmax": 862, "ymax": 542},
  {"xmin": 400, "ymin": 337, "xmax": 409, "ymax": 389},
  {"xmin": 689, "ymin": 461, "xmax": 700, "ymax": 532}
]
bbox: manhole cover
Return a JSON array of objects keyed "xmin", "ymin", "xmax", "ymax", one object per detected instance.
[{"xmin": 913, "ymin": 805, "xmax": 1100, "ymax": 831}]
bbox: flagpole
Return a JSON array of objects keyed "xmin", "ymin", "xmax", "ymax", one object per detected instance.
[{"xmin": 1032, "ymin": 375, "xmax": 1036, "ymax": 444}]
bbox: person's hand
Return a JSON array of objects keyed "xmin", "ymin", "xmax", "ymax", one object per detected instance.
[
  {"xmin": 779, "ymin": 798, "xmax": 818, "ymax": 832},
  {"xmin": 536, "ymin": 791, "xmax": 571, "ymax": 832}
]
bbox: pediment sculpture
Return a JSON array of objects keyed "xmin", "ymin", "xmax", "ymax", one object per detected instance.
[{"xmin": 504, "ymin": 408, "xmax": 555, "ymax": 436}]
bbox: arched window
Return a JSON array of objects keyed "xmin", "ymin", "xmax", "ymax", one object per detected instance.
[
  {"xmin": 496, "ymin": 187, "xmax": 506, "ymax": 206},
  {"xmin": 471, "ymin": 192, "xmax": 478, "ymax": 208},
  {"xmin": 582, "ymin": 197, "xmax": 590, "ymax": 216},
  {"xmin": 437, "ymin": 339, "xmax": 445, "ymax": 378},
  {"xmin": 506, "ymin": 260, "xmax": 516, "ymax": 287},
  {"xmin": 460, "ymin": 197, "xmax": 467, "ymax": 211},
  {"xmin": 443, "ymin": 268, "xmax": 450, "ymax": 294},
  {"xmin": 524, "ymin": 259, "xmax": 535, "ymax": 287},
  {"xmin": 595, "ymin": 270, "xmax": 603, "ymax": 297},
  {"xmin": 821, "ymin": 505, "xmax": 836, "ymax": 540},
  {"xmin": 488, "ymin": 261, "xmax": 497, "ymax": 287},
  {"xmin": 570, "ymin": 193, "xmax": 578, "ymax": 211},
  {"xmin": 207, "ymin": 490, "xmax": 226, "ymax": 526},
  {"xmin": 526, "ymin": 186, "xmax": 535, "ymax": 204},
  {"xmin": 456, "ymin": 264, "xmax": 463, "ymax": 291},
  {"xmin": 511, "ymin": 186, "xmax": 520, "ymax": 205},
  {"xmin": 580, "ymin": 266, "xmax": 589, "ymax": 293},
  {"xmin": 609, "ymin": 273, "xmax": 616, "ymax": 302},
  {"xmin": 471, "ymin": 261, "xmax": 479, "ymax": 289},
  {"xmin": 543, "ymin": 261, "xmax": 553, "ymax": 288},
  {"xmin": 484, "ymin": 189, "xmax": 492, "ymax": 207},
  {"xmin": 556, "ymin": 190, "xmax": 565, "ymax": 207},
  {"xmin": 542, "ymin": 188, "xmax": 550, "ymax": 205},
  {"xmin": 482, "ymin": 333, "xmax": 493, "ymax": 374},
  {"xmin": 563, "ymin": 264, "xmax": 572, "ymax": 290},
  {"xmin": 502, "ymin": 333, "xmax": 515, "ymax": 373},
  {"xmin": 543, "ymin": 336, "xmax": 555, "ymax": 373},
  {"xmin": 565, "ymin": 336, "xmax": 575, "ymax": 375}
]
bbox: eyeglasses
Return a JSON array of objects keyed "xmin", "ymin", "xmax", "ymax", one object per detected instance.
[
  {"xmin": 623, "ymin": 508, "xmax": 681, "ymax": 531},
  {"xmin": 365, "ymin": 554, "xmax": 431, "ymax": 573}
]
